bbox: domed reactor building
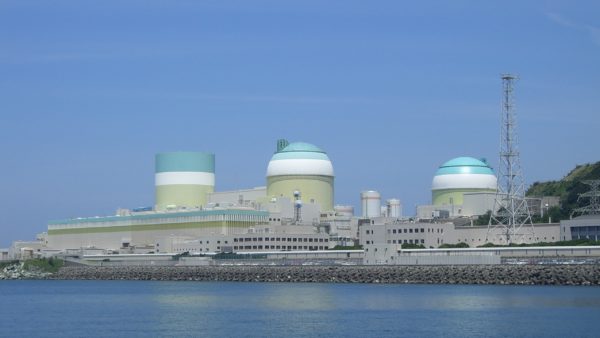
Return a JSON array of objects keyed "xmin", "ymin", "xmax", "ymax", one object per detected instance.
[
  {"xmin": 432, "ymin": 157, "xmax": 497, "ymax": 206},
  {"xmin": 417, "ymin": 157, "xmax": 498, "ymax": 219},
  {"xmin": 266, "ymin": 139, "xmax": 334, "ymax": 212}
]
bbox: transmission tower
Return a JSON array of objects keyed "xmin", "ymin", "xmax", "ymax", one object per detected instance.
[
  {"xmin": 486, "ymin": 74, "xmax": 534, "ymax": 244},
  {"xmin": 572, "ymin": 180, "xmax": 600, "ymax": 216}
]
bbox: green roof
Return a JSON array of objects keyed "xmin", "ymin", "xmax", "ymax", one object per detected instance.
[
  {"xmin": 435, "ymin": 157, "xmax": 495, "ymax": 176},
  {"xmin": 279, "ymin": 142, "xmax": 324, "ymax": 153}
]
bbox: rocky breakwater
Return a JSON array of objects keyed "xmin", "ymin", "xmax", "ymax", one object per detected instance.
[
  {"xmin": 0, "ymin": 262, "xmax": 53, "ymax": 280},
  {"xmin": 52, "ymin": 265, "xmax": 600, "ymax": 285}
]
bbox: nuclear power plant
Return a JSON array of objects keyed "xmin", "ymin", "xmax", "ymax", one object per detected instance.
[
  {"xmin": 11, "ymin": 134, "xmax": 558, "ymax": 260},
  {"xmin": 5, "ymin": 77, "xmax": 596, "ymax": 265},
  {"xmin": 2, "ymin": 135, "xmax": 588, "ymax": 265}
]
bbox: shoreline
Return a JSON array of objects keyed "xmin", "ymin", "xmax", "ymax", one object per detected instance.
[{"xmin": 39, "ymin": 265, "xmax": 600, "ymax": 285}]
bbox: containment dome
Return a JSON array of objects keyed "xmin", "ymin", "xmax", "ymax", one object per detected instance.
[
  {"xmin": 431, "ymin": 157, "xmax": 497, "ymax": 206},
  {"xmin": 266, "ymin": 142, "xmax": 334, "ymax": 177},
  {"xmin": 266, "ymin": 140, "xmax": 334, "ymax": 211}
]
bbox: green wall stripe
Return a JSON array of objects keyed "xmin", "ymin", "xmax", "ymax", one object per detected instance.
[
  {"xmin": 49, "ymin": 209, "xmax": 268, "ymax": 225},
  {"xmin": 155, "ymin": 152, "xmax": 215, "ymax": 173},
  {"xmin": 48, "ymin": 221, "xmax": 262, "ymax": 235}
]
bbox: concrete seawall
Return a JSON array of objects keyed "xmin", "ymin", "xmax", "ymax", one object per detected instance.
[{"xmin": 52, "ymin": 265, "xmax": 600, "ymax": 285}]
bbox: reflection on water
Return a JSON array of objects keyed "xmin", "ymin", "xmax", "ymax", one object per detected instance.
[
  {"xmin": 261, "ymin": 284, "xmax": 335, "ymax": 311},
  {"xmin": 1, "ymin": 281, "xmax": 600, "ymax": 338}
]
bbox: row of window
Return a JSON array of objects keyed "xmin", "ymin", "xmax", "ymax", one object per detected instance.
[
  {"xmin": 365, "ymin": 228, "xmax": 445, "ymax": 235},
  {"xmin": 234, "ymin": 245, "xmax": 326, "ymax": 250},
  {"xmin": 233, "ymin": 237, "xmax": 327, "ymax": 243},
  {"xmin": 387, "ymin": 239, "xmax": 425, "ymax": 244}
]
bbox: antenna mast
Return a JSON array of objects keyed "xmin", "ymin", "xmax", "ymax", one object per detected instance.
[{"xmin": 487, "ymin": 74, "xmax": 534, "ymax": 244}]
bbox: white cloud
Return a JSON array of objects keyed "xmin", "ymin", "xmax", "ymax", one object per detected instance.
[{"xmin": 546, "ymin": 12, "xmax": 600, "ymax": 46}]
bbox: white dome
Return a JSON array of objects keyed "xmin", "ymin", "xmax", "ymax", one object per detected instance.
[
  {"xmin": 266, "ymin": 142, "xmax": 334, "ymax": 177},
  {"xmin": 431, "ymin": 157, "xmax": 497, "ymax": 191}
]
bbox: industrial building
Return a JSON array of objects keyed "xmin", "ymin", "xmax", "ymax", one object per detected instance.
[
  {"xmin": 42, "ymin": 139, "xmax": 350, "ymax": 255},
  {"xmin": 3, "ymin": 134, "xmax": 585, "ymax": 264}
]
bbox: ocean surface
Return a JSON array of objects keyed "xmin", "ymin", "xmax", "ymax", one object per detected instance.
[{"xmin": 1, "ymin": 281, "xmax": 599, "ymax": 338}]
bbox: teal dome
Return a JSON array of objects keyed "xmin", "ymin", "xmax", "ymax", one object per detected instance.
[
  {"xmin": 280, "ymin": 142, "xmax": 324, "ymax": 153},
  {"xmin": 267, "ymin": 140, "xmax": 333, "ymax": 176},
  {"xmin": 435, "ymin": 157, "xmax": 494, "ymax": 176},
  {"xmin": 270, "ymin": 142, "xmax": 330, "ymax": 161}
]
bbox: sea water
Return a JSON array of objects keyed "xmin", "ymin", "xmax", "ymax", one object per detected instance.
[{"xmin": 1, "ymin": 280, "xmax": 599, "ymax": 337}]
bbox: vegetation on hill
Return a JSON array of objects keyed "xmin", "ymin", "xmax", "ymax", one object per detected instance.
[{"xmin": 526, "ymin": 161, "xmax": 600, "ymax": 221}]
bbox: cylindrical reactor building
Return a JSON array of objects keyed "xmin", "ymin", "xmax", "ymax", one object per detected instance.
[
  {"xmin": 361, "ymin": 191, "xmax": 381, "ymax": 218},
  {"xmin": 386, "ymin": 199, "xmax": 402, "ymax": 218},
  {"xmin": 431, "ymin": 157, "xmax": 497, "ymax": 206},
  {"xmin": 155, "ymin": 152, "xmax": 215, "ymax": 210},
  {"xmin": 334, "ymin": 205, "xmax": 354, "ymax": 217},
  {"xmin": 266, "ymin": 141, "xmax": 334, "ymax": 211}
]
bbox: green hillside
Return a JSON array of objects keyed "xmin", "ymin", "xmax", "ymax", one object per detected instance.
[{"xmin": 526, "ymin": 161, "xmax": 600, "ymax": 220}]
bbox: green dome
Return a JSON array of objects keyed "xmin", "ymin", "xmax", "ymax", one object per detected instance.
[
  {"xmin": 270, "ymin": 142, "xmax": 330, "ymax": 161},
  {"xmin": 279, "ymin": 142, "xmax": 324, "ymax": 153},
  {"xmin": 435, "ymin": 157, "xmax": 494, "ymax": 176}
]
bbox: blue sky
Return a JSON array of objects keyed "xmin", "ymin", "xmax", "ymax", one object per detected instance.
[{"xmin": 1, "ymin": 1, "xmax": 599, "ymax": 246}]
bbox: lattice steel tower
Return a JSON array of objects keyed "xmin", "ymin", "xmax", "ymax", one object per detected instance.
[
  {"xmin": 572, "ymin": 180, "xmax": 600, "ymax": 216},
  {"xmin": 487, "ymin": 74, "xmax": 534, "ymax": 244}
]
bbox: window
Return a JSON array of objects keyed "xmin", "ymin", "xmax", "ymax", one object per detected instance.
[
  {"xmin": 393, "ymin": 229, "xmax": 397, "ymax": 234},
  {"xmin": 420, "ymin": 228, "xmax": 424, "ymax": 233}
]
